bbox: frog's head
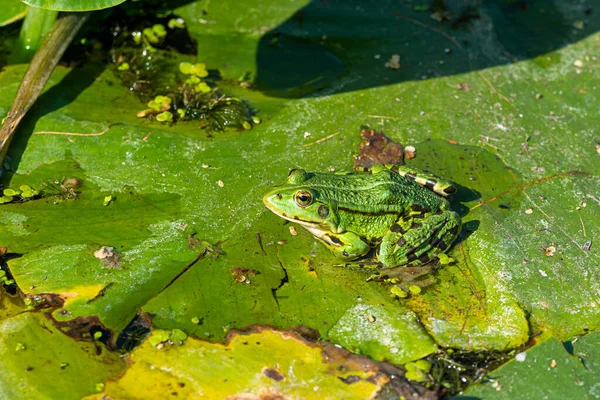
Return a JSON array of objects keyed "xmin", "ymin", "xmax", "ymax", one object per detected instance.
[{"xmin": 263, "ymin": 169, "xmax": 340, "ymax": 232}]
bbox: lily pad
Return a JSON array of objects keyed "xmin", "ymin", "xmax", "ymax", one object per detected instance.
[
  {"xmin": 21, "ymin": 0, "xmax": 126, "ymax": 12},
  {"xmin": 460, "ymin": 332, "xmax": 600, "ymax": 399},
  {"xmin": 0, "ymin": 0, "xmax": 599, "ymax": 396},
  {"xmin": 0, "ymin": 313, "xmax": 125, "ymax": 399},
  {"xmin": 87, "ymin": 327, "xmax": 414, "ymax": 400}
]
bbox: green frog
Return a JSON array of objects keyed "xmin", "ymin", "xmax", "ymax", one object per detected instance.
[{"xmin": 263, "ymin": 164, "xmax": 461, "ymax": 280}]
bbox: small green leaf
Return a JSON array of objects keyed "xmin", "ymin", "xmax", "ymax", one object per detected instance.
[
  {"xmin": 415, "ymin": 359, "xmax": 431, "ymax": 373},
  {"xmin": 190, "ymin": 63, "xmax": 208, "ymax": 78},
  {"xmin": 154, "ymin": 95, "xmax": 171, "ymax": 105},
  {"xmin": 0, "ymin": 196, "xmax": 13, "ymax": 204},
  {"xmin": 117, "ymin": 63, "xmax": 130, "ymax": 71},
  {"xmin": 3, "ymin": 189, "xmax": 20, "ymax": 196},
  {"xmin": 390, "ymin": 286, "xmax": 407, "ymax": 298},
  {"xmin": 19, "ymin": 185, "xmax": 32, "ymax": 192},
  {"xmin": 21, "ymin": 190, "xmax": 34, "ymax": 198},
  {"xmin": 191, "ymin": 317, "xmax": 200, "ymax": 324},
  {"xmin": 179, "ymin": 62, "xmax": 193, "ymax": 75},
  {"xmin": 170, "ymin": 329, "xmax": 187, "ymax": 345},
  {"xmin": 142, "ymin": 28, "xmax": 159, "ymax": 44},
  {"xmin": 194, "ymin": 82, "xmax": 211, "ymax": 93},
  {"xmin": 103, "ymin": 196, "xmax": 113, "ymax": 206},
  {"xmin": 405, "ymin": 369, "xmax": 426, "ymax": 382},
  {"xmin": 408, "ymin": 285, "xmax": 422, "ymax": 294},
  {"xmin": 156, "ymin": 111, "xmax": 173, "ymax": 122},
  {"xmin": 152, "ymin": 24, "xmax": 167, "ymax": 38},
  {"xmin": 251, "ymin": 116, "xmax": 261, "ymax": 124},
  {"xmin": 177, "ymin": 109, "xmax": 186, "ymax": 118},
  {"xmin": 168, "ymin": 18, "xmax": 185, "ymax": 29}
]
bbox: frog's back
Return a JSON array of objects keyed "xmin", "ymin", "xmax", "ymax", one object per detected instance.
[{"xmin": 308, "ymin": 170, "xmax": 446, "ymax": 213}]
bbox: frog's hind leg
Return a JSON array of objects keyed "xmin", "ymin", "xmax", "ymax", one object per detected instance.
[{"xmin": 377, "ymin": 210, "xmax": 461, "ymax": 276}]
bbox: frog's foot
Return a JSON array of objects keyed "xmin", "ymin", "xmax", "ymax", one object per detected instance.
[
  {"xmin": 378, "ymin": 265, "xmax": 433, "ymax": 280},
  {"xmin": 378, "ymin": 210, "xmax": 461, "ymax": 267}
]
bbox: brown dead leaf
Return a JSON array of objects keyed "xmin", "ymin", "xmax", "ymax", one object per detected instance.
[{"xmin": 354, "ymin": 129, "xmax": 403, "ymax": 169}]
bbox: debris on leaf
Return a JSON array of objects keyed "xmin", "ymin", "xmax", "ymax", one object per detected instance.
[
  {"xmin": 384, "ymin": 54, "xmax": 401, "ymax": 70},
  {"xmin": 404, "ymin": 145, "xmax": 416, "ymax": 160},
  {"xmin": 573, "ymin": 59, "xmax": 584, "ymax": 68},
  {"xmin": 544, "ymin": 245, "xmax": 556, "ymax": 257},
  {"xmin": 525, "ymin": 208, "xmax": 533, "ymax": 214},
  {"xmin": 94, "ymin": 246, "xmax": 122, "ymax": 269},
  {"xmin": 289, "ymin": 226, "xmax": 297, "ymax": 236},
  {"xmin": 354, "ymin": 129, "xmax": 404, "ymax": 169},
  {"xmin": 582, "ymin": 241, "xmax": 592, "ymax": 251},
  {"xmin": 231, "ymin": 267, "xmax": 258, "ymax": 284},
  {"xmin": 456, "ymin": 83, "xmax": 472, "ymax": 91},
  {"xmin": 366, "ymin": 315, "xmax": 376, "ymax": 323}
]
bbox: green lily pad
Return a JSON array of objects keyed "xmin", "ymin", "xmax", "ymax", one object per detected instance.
[
  {"xmin": 0, "ymin": 0, "xmax": 599, "ymax": 395},
  {"xmin": 21, "ymin": 0, "xmax": 126, "ymax": 11},
  {"xmin": 0, "ymin": 313, "xmax": 125, "ymax": 399},
  {"xmin": 460, "ymin": 332, "xmax": 600, "ymax": 399},
  {"xmin": 0, "ymin": 0, "xmax": 27, "ymax": 26}
]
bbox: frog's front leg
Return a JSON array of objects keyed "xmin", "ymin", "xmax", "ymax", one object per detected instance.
[
  {"xmin": 371, "ymin": 164, "xmax": 457, "ymax": 197},
  {"xmin": 306, "ymin": 228, "xmax": 371, "ymax": 261},
  {"xmin": 377, "ymin": 210, "xmax": 461, "ymax": 272}
]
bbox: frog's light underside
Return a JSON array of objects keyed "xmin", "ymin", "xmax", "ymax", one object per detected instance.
[{"xmin": 263, "ymin": 165, "xmax": 461, "ymax": 267}]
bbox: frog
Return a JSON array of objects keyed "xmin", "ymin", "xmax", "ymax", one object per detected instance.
[{"xmin": 263, "ymin": 164, "xmax": 461, "ymax": 282}]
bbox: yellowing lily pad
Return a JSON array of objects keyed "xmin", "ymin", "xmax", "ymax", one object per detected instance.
[{"xmin": 87, "ymin": 327, "xmax": 407, "ymax": 400}]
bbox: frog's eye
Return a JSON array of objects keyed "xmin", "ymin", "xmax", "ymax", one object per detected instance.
[{"xmin": 295, "ymin": 191, "xmax": 313, "ymax": 207}]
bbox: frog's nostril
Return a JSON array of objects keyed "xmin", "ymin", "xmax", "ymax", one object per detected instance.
[{"xmin": 276, "ymin": 193, "xmax": 282, "ymax": 199}]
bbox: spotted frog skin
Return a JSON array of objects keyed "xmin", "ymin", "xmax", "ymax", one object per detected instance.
[{"xmin": 263, "ymin": 165, "xmax": 461, "ymax": 277}]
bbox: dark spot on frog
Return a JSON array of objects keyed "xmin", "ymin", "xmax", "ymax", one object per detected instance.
[
  {"xmin": 390, "ymin": 165, "xmax": 399, "ymax": 173},
  {"xmin": 390, "ymin": 224, "xmax": 406, "ymax": 234},
  {"xmin": 405, "ymin": 173, "xmax": 417, "ymax": 180},
  {"xmin": 318, "ymin": 204, "xmax": 330, "ymax": 218},
  {"xmin": 429, "ymin": 227, "xmax": 440, "ymax": 237},
  {"xmin": 411, "ymin": 204, "xmax": 428, "ymax": 212},
  {"xmin": 419, "ymin": 254, "xmax": 430, "ymax": 263},
  {"xmin": 326, "ymin": 234, "xmax": 343, "ymax": 245},
  {"xmin": 370, "ymin": 237, "xmax": 382, "ymax": 246},
  {"xmin": 412, "ymin": 213, "xmax": 425, "ymax": 219},
  {"xmin": 397, "ymin": 238, "xmax": 407, "ymax": 247},
  {"xmin": 339, "ymin": 375, "xmax": 362, "ymax": 384},
  {"xmin": 449, "ymin": 226, "xmax": 459, "ymax": 236},
  {"xmin": 407, "ymin": 253, "xmax": 418, "ymax": 262},
  {"xmin": 425, "ymin": 179, "xmax": 437, "ymax": 190},
  {"xmin": 410, "ymin": 221, "xmax": 422, "ymax": 229},
  {"xmin": 431, "ymin": 238, "xmax": 448, "ymax": 251},
  {"xmin": 263, "ymin": 367, "xmax": 286, "ymax": 381},
  {"xmin": 275, "ymin": 193, "xmax": 282, "ymax": 199},
  {"xmin": 343, "ymin": 251, "xmax": 350, "ymax": 257}
]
